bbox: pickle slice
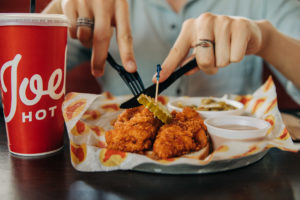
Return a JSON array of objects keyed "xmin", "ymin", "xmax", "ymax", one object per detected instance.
[{"xmin": 137, "ymin": 94, "xmax": 172, "ymax": 123}]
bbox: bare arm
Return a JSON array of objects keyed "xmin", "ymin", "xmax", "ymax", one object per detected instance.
[
  {"xmin": 43, "ymin": 0, "xmax": 136, "ymax": 77},
  {"xmin": 257, "ymin": 21, "xmax": 300, "ymax": 89},
  {"xmin": 157, "ymin": 13, "xmax": 300, "ymax": 91}
]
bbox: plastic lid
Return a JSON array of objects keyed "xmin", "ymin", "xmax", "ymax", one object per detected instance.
[{"xmin": 0, "ymin": 13, "xmax": 69, "ymax": 27}]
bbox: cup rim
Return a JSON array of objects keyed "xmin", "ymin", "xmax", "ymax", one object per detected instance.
[
  {"xmin": 0, "ymin": 13, "xmax": 69, "ymax": 27},
  {"xmin": 204, "ymin": 115, "xmax": 271, "ymax": 140}
]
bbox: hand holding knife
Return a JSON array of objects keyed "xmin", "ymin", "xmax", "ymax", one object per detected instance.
[{"xmin": 120, "ymin": 58, "xmax": 197, "ymax": 109}]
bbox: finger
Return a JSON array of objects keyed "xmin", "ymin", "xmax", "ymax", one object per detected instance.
[
  {"xmin": 62, "ymin": 0, "xmax": 77, "ymax": 39},
  {"xmin": 42, "ymin": 0, "xmax": 63, "ymax": 14},
  {"xmin": 230, "ymin": 18, "xmax": 250, "ymax": 62},
  {"xmin": 194, "ymin": 13, "xmax": 217, "ymax": 74},
  {"xmin": 77, "ymin": 0, "xmax": 93, "ymax": 48},
  {"xmin": 181, "ymin": 53, "xmax": 195, "ymax": 66},
  {"xmin": 180, "ymin": 54, "xmax": 199, "ymax": 75},
  {"xmin": 196, "ymin": 43, "xmax": 218, "ymax": 75},
  {"xmin": 115, "ymin": 0, "xmax": 136, "ymax": 73},
  {"xmin": 185, "ymin": 67, "xmax": 200, "ymax": 75},
  {"xmin": 214, "ymin": 16, "xmax": 231, "ymax": 67},
  {"xmin": 153, "ymin": 19, "xmax": 195, "ymax": 83},
  {"xmin": 91, "ymin": 1, "xmax": 114, "ymax": 77}
]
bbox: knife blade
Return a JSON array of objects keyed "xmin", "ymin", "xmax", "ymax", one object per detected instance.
[{"xmin": 120, "ymin": 58, "xmax": 197, "ymax": 109}]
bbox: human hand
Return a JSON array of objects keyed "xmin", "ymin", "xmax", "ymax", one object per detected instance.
[
  {"xmin": 43, "ymin": 0, "xmax": 136, "ymax": 77},
  {"xmin": 155, "ymin": 13, "xmax": 265, "ymax": 82}
]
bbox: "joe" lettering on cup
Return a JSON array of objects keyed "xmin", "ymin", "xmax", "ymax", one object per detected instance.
[{"xmin": 1, "ymin": 54, "xmax": 65, "ymax": 123}]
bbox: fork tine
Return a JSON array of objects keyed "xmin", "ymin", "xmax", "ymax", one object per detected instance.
[
  {"xmin": 132, "ymin": 72, "xmax": 145, "ymax": 90},
  {"xmin": 125, "ymin": 73, "xmax": 140, "ymax": 95},
  {"xmin": 119, "ymin": 73, "xmax": 137, "ymax": 96},
  {"xmin": 127, "ymin": 73, "xmax": 143, "ymax": 94},
  {"xmin": 107, "ymin": 52, "xmax": 145, "ymax": 96},
  {"xmin": 129, "ymin": 82, "xmax": 139, "ymax": 95},
  {"xmin": 132, "ymin": 79, "xmax": 143, "ymax": 94},
  {"xmin": 133, "ymin": 78, "xmax": 144, "ymax": 94}
]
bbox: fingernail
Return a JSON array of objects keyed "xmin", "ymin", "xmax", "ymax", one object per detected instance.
[
  {"xmin": 126, "ymin": 60, "xmax": 136, "ymax": 72},
  {"xmin": 152, "ymin": 73, "xmax": 157, "ymax": 82},
  {"xmin": 92, "ymin": 69, "xmax": 103, "ymax": 77}
]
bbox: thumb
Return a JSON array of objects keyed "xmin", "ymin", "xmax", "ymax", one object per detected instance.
[{"xmin": 42, "ymin": 0, "xmax": 63, "ymax": 14}]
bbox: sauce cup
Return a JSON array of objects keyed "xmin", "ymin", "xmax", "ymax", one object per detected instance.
[{"xmin": 204, "ymin": 116, "xmax": 271, "ymax": 149}]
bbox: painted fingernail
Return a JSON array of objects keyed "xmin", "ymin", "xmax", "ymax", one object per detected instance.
[
  {"xmin": 126, "ymin": 60, "xmax": 136, "ymax": 72},
  {"xmin": 152, "ymin": 73, "xmax": 157, "ymax": 82},
  {"xmin": 92, "ymin": 69, "xmax": 103, "ymax": 77}
]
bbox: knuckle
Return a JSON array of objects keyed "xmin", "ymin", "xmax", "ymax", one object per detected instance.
[
  {"xmin": 121, "ymin": 52, "xmax": 134, "ymax": 60},
  {"xmin": 170, "ymin": 46, "xmax": 184, "ymax": 57},
  {"xmin": 234, "ymin": 18, "xmax": 250, "ymax": 28},
  {"xmin": 62, "ymin": 0, "xmax": 72, "ymax": 8},
  {"xmin": 93, "ymin": 29, "xmax": 111, "ymax": 43},
  {"xmin": 119, "ymin": 33, "xmax": 133, "ymax": 43},
  {"xmin": 198, "ymin": 12, "xmax": 214, "ymax": 22},
  {"xmin": 62, "ymin": 0, "xmax": 75, "ymax": 12},
  {"xmin": 198, "ymin": 58, "xmax": 213, "ymax": 68},
  {"xmin": 82, "ymin": 0, "xmax": 89, "ymax": 4},
  {"xmin": 217, "ymin": 15, "xmax": 230, "ymax": 22},
  {"xmin": 93, "ymin": 34, "xmax": 110, "ymax": 44},
  {"xmin": 69, "ymin": 28, "xmax": 77, "ymax": 39},
  {"xmin": 217, "ymin": 15, "xmax": 232, "ymax": 27},
  {"xmin": 78, "ymin": 28, "xmax": 92, "ymax": 42},
  {"xmin": 182, "ymin": 18, "xmax": 195, "ymax": 30}
]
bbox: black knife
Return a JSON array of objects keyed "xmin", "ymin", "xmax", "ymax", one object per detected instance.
[{"xmin": 120, "ymin": 58, "xmax": 197, "ymax": 109}]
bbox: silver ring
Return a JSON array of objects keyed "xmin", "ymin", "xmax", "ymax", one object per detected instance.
[
  {"xmin": 195, "ymin": 39, "xmax": 214, "ymax": 48},
  {"xmin": 76, "ymin": 17, "xmax": 94, "ymax": 28}
]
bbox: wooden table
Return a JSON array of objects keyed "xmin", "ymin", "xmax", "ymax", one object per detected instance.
[{"xmin": 1, "ymin": 110, "xmax": 300, "ymax": 200}]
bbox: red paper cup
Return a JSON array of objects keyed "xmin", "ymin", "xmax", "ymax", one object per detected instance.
[{"xmin": 0, "ymin": 14, "xmax": 68, "ymax": 156}]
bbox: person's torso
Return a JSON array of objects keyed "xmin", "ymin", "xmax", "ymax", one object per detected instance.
[{"xmin": 103, "ymin": 0, "xmax": 268, "ymax": 96}]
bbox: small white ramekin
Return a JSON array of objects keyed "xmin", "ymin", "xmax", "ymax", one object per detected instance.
[{"xmin": 204, "ymin": 116, "xmax": 271, "ymax": 149}]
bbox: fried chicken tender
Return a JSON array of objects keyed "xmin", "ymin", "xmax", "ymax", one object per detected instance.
[
  {"xmin": 105, "ymin": 106, "xmax": 162, "ymax": 152},
  {"xmin": 153, "ymin": 107, "xmax": 208, "ymax": 159}
]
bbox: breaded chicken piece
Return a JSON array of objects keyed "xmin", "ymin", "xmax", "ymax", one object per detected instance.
[
  {"xmin": 105, "ymin": 106, "xmax": 162, "ymax": 152},
  {"xmin": 153, "ymin": 107, "xmax": 208, "ymax": 159}
]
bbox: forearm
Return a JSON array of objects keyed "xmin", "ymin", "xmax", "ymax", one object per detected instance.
[{"xmin": 256, "ymin": 20, "xmax": 300, "ymax": 89}]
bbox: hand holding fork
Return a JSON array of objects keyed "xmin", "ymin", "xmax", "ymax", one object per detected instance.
[{"xmin": 106, "ymin": 53, "xmax": 145, "ymax": 96}]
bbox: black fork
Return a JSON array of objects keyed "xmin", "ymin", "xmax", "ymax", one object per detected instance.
[{"xmin": 106, "ymin": 53, "xmax": 145, "ymax": 96}]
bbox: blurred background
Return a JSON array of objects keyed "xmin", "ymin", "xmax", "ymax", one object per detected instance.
[
  {"xmin": 0, "ymin": 0, "xmax": 50, "ymax": 13},
  {"xmin": 0, "ymin": 0, "xmax": 299, "ymax": 111}
]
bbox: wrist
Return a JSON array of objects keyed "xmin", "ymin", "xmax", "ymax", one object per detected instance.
[{"xmin": 255, "ymin": 20, "xmax": 277, "ymax": 58}]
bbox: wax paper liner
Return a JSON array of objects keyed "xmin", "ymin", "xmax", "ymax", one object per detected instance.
[{"xmin": 63, "ymin": 76, "xmax": 300, "ymax": 172}]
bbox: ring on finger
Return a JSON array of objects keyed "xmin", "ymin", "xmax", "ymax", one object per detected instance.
[
  {"xmin": 76, "ymin": 17, "xmax": 94, "ymax": 28},
  {"xmin": 195, "ymin": 39, "xmax": 214, "ymax": 48}
]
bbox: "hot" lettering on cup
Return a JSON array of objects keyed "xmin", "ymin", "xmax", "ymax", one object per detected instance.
[{"xmin": 0, "ymin": 54, "xmax": 65, "ymax": 123}]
